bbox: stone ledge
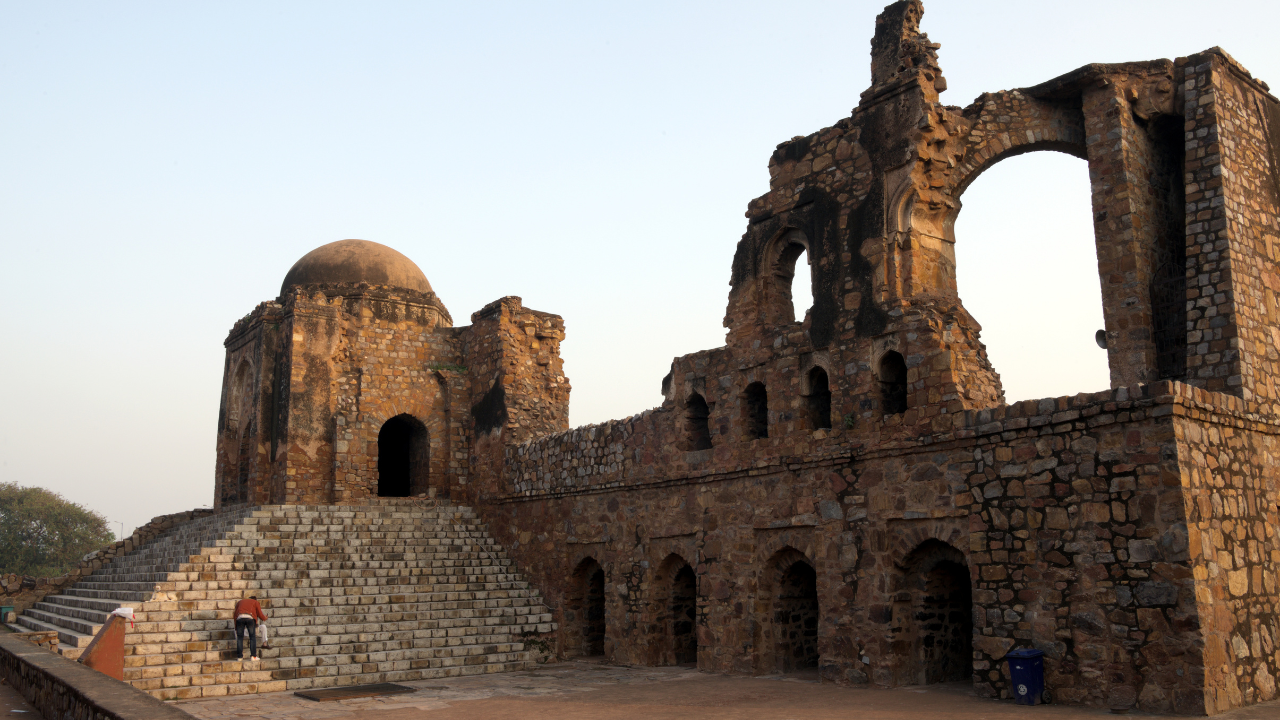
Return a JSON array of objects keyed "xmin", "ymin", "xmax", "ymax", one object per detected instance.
[{"xmin": 0, "ymin": 632, "xmax": 194, "ymax": 719}]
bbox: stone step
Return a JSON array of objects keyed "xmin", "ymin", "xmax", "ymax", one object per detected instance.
[
  {"xmin": 144, "ymin": 658, "xmax": 535, "ymax": 700},
  {"xmin": 32, "ymin": 600, "xmax": 113, "ymax": 626},
  {"xmin": 24, "ymin": 606, "xmax": 104, "ymax": 637},
  {"xmin": 62, "ymin": 587, "xmax": 152, "ymax": 602},
  {"xmin": 40, "ymin": 594, "xmax": 130, "ymax": 614},
  {"xmin": 13, "ymin": 613, "xmax": 95, "ymax": 649}
]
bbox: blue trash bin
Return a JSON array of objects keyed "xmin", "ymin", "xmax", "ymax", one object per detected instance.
[{"xmin": 1007, "ymin": 648, "xmax": 1045, "ymax": 705}]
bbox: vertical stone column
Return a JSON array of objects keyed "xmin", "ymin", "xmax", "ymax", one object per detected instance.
[{"xmin": 1083, "ymin": 84, "xmax": 1164, "ymax": 388}]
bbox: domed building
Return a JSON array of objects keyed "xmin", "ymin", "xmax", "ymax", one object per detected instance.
[{"xmin": 214, "ymin": 239, "xmax": 569, "ymax": 507}]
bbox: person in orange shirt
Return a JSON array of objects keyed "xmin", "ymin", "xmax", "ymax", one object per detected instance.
[{"xmin": 233, "ymin": 594, "xmax": 268, "ymax": 661}]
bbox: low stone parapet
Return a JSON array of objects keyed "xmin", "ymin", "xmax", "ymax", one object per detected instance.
[{"xmin": 0, "ymin": 632, "xmax": 193, "ymax": 720}]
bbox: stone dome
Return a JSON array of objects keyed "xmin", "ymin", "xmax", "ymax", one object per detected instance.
[{"xmin": 280, "ymin": 239, "xmax": 433, "ymax": 296}]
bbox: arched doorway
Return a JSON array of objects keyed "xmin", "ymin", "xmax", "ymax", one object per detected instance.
[
  {"xmin": 672, "ymin": 564, "xmax": 697, "ymax": 664},
  {"xmin": 757, "ymin": 548, "xmax": 819, "ymax": 675},
  {"xmin": 776, "ymin": 561, "xmax": 819, "ymax": 672},
  {"xmin": 567, "ymin": 557, "xmax": 606, "ymax": 658},
  {"xmin": 377, "ymin": 414, "xmax": 428, "ymax": 497},
  {"xmin": 892, "ymin": 539, "xmax": 973, "ymax": 685},
  {"xmin": 656, "ymin": 554, "xmax": 698, "ymax": 666}
]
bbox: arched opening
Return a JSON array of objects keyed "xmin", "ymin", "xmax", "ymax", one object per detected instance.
[
  {"xmin": 806, "ymin": 367, "xmax": 832, "ymax": 430},
  {"xmin": 891, "ymin": 540, "xmax": 973, "ymax": 685},
  {"xmin": 756, "ymin": 548, "xmax": 820, "ymax": 676},
  {"xmin": 770, "ymin": 229, "xmax": 813, "ymax": 325},
  {"xmin": 683, "ymin": 393, "xmax": 712, "ymax": 451},
  {"xmin": 567, "ymin": 557, "xmax": 606, "ymax": 658},
  {"xmin": 743, "ymin": 382, "xmax": 768, "ymax": 440},
  {"xmin": 879, "ymin": 352, "xmax": 907, "ymax": 415},
  {"xmin": 775, "ymin": 560, "xmax": 819, "ymax": 673},
  {"xmin": 377, "ymin": 414, "xmax": 428, "ymax": 498},
  {"xmin": 671, "ymin": 564, "xmax": 698, "ymax": 665},
  {"xmin": 953, "ymin": 152, "xmax": 1109, "ymax": 400}
]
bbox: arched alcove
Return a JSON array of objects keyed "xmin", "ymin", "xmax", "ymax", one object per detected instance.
[
  {"xmin": 879, "ymin": 352, "xmax": 907, "ymax": 415},
  {"xmin": 655, "ymin": 554, "xmax": 698, "ymax": 666},
  {"xmin": 377, "ymin": 414, "xmax": 428, "ymax": 497},
  {"xmin": 683, "ymin": 393, "xmax": 712, "ymax": 451},
  {"xmin": 953, "ymin": 152, "xmax": 1108, "ymax": 401},
  {"xmin": 767, "ymin": 229, "xmax": 813, "ymax": 325},
  {"xmin": 566, "ymin": 558, "xmax": 606, "ymax": 658},
  {"xmin": 891, "ymin": 539, "xmax": 973, "ymax": 686},
  {"xmin": 755, "ymin": 547, "xmax": 820, "ymax": 676},
  {"xmin": 806, "ymin": 367, "xmax": 832, "ymax": 430},
  {"xmin": 743, "ymin": 382, "xmax": 768, "ymax": 440}
]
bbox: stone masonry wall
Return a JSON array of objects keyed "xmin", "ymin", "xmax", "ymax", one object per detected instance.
[
  {"xmin": 1176, "ymin": 386, "xmax": 1280, "ymax": 713},
  {"xmin": 479, "ymin": 381, "xmax": 1280, "ymax": 714},
  {"xmin": 0, "ymin": 632, "xmax": 195, "ymax": 720}
]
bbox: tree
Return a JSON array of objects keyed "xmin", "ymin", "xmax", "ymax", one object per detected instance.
[{"xmin": 0, "ymin": 483, "xmax": 114, "ymax": 577}]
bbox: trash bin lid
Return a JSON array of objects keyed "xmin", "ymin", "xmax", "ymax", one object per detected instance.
[{"xmin": 1007, "ymin": 648, "xmax": 1044, "ymax": 658}]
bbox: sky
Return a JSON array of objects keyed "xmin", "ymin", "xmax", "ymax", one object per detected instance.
[{"xmin": 2, "ymin": 1, "xmax": 1277, "ymax": 538}]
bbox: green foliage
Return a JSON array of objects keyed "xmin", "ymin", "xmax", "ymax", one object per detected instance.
[
  {"xmin": 427, "ymin": 363, "xmax": 468, "ymax": 373},
  {"xmin": 0, "ymin": 483, "xmax": 114, "ymax": 577}
]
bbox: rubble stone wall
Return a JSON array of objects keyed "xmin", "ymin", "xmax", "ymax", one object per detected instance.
[{"xmin": 481, "ymin": 382, "xmax": 1280, "ymax": 714}]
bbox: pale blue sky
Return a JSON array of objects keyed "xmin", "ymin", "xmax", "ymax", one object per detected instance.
[{"xmin": 3, "ymin": 1, "xmax": 1276, "ymax": 536}]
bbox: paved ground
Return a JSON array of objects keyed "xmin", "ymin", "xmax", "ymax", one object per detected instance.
[
  {"xmin": 0, "ymin": 675, "xmax": 42, "ymax": 719},
  {"xmin": 174, "ymin": 661, "xmax": 1280, "ymax": 720}
]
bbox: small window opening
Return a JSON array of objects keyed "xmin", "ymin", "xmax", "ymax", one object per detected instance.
[
  {"xmin": 879, "ymin": 352, "xmax": 908, "ymax": 415},
  {"xmin": 806, "ymin": 367, "xmax": 832, "ymax": 430},
  {"xmin": 744, "ymin": 382, "xmax": 768, "ymax": 439},
  {"xmin": 377, "ymin": 414, "xmax": 428, "ymax": 497},
  {"xmin": 684, "ymin": 393, "xmax": 713, "ymax": 451}
]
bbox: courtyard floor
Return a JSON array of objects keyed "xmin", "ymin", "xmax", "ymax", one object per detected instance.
[{"xmin": 173, "ymin": 660, "xmax": 1280, "ymax": 720}]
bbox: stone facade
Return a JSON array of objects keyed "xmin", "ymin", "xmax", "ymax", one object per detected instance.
[{"xmin": 197, "ymin": 1, "xmax": 1280, "ymax": 715}]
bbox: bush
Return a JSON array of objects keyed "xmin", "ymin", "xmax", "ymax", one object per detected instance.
[{"xmin": 0, "ymin": 483, "xmax": 114, "ymax": 577}]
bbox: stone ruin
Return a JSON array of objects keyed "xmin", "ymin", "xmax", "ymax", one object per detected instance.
[
  {"xmin": 12, "ymin": 0, "xmax": 1279, "ymax": 714},
  {"xmin": 219, "ymin": 0, "xmax": 1280, "ymax": 713}
]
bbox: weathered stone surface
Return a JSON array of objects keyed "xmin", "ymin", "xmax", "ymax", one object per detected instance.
[{"xmin": 19, "ymin": 0, "xmax": 1280, "ymax": 715}]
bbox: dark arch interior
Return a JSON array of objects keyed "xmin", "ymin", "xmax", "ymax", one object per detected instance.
[
  {"xmin": 893, "ymin": 540, "xmax": 973, "ymax": 685},
  {"xmin": 807, "ymin": 367, "xmax": 832, "ymax": 430},
  {"xmin": 744, "ymin": 382, "xmax": 768, "ymax": 439},
  {"xmin": 684, "ymin": 393, "xmax": 712, "ymax": 451},
  {"xmin": 377, "ymin": 414, "xmax": 427, "ymax": 497},
  {"xmin": 879, "ymin": 352, "xmax": 908, "ymax": 415},
  {"xmin": 585, "ymin": 566, "xmax": 605, "ymax": 656},
  {"xmin": 671, "ymin": 564, "xmax": 697, "ymax": 665},
  {"xmin": 776, "ymin": 561, "xmax": 819, "ymax": 672},
  {"xmin": 920, "ymin": 559, "xmax": 973, "ymax": 684}
]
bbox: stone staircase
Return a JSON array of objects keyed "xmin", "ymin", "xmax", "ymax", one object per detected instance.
[{"xmin": 10, "ymin": 499, "xmax": 555, "ymax": 700}]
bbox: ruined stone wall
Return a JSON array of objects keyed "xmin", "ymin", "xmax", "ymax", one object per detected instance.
[
  {"xmin": 461, "ymin": 296, "xmax": 570, "ymax": 500},
  {"xmin": 214, "ymin": 302, "xmax": 286, "ymax": 507},
  {"xmin": 481, "ymin": 383, "xmax": 1263, "ymax": 714},
  {"xmin": 1184, "ymin": 52, "xmax": 1280, "ymax": 411},
  {"xmin": 1176, "ymin": 386, "xmax": 1280, "ymax": 713}
]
